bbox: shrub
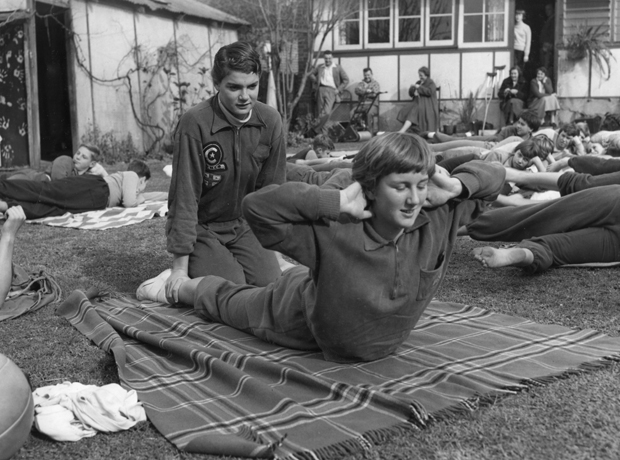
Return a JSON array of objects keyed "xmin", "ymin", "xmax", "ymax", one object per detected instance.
[{"xmin": 80, "ymin": 124, "xmax": 142, "ymax": 163}]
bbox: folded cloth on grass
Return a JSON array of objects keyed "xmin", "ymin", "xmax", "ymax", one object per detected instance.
[
  {"xmin": 1, "ymin": 264, "xmax": 61, "ymax": 322},
  {"xmin": 27, "ymin": 199, "xmax": 168, "ymax": 230},
  {"xmin": 56, "ymin": 292, "xmax": 620, "ymax": 459},
  {"xmin": 33, "ymin": 381, "xmax": 147, "ymax": 441}
]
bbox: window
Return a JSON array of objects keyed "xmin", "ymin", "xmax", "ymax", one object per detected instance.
[
  {"xmin": 461, "ymin": 0, "xmax": 507, "ymax": 46},
  {"xmin": 367, "ymin": 0, "xmax": 392, "ymax": 45},
  {"xmin": 396, "ymin": 0, "xmax": 422, "ymax": 45},
  {"xmin": 334, "ymin": 0, "xmax": 512, "ymax": 49},
  {"xmin": 339, "ymin": 9, "xmax": 361, "ymax": 46},
  {"xmin": 427, "ymin": 0, "xmax": 454, "ymax": 44},
  {"xmin": 562, "ymin": 0, "xmax": 620, "ymax": 43}
]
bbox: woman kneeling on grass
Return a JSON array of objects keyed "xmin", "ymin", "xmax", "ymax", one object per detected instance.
[{"xmin": 138, "ymin": 133, "xmax": 506, "ymax": 363}]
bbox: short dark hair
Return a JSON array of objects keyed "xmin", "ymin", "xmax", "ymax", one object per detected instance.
[
  {"xmin": 363, "ymin": 67, "xmax": 373, "ymax": 73},
  {"xmin": 509, "ymin": 65, "xmax": 522, "ymax": 79},
  {"xmin": 418, "ymin": 66, "xmax": 430, "ymax": 77},
  {"xmin": 536, "ymin": 66, "xmax": 548, "ymax": 76},
  {"xmin": 127, "ymin": 159, "xmax": 151, "ymax": 180},
  {"xmin": 519, "ymin": 111, "xmax": 541, "ymax": 132},
  {"xmin": 312, "ymin": 134, "xmax": 335, "ymax": 151},
  {"xmin": 559, "ymin": 122, "xmax": 580, "ymax": 137},
  {"xmin": 532, "ymin": 135, "xmax": 554, "ymax": 156},
  {"xmin": 211, "ymin": 42, "xmax": 261, "ymax": 86},
  {"xmin": 516, "ymin": 139, "xmax": 544, "ymax": 160},
  {"xmin": 353, "ymin": 133, "xmax": 434, "ymax": 196},
  {"xmin": 79, "ymin": 143, "xmax": 101, "ymax": 163},
  {"xmin": 516, "ymin": 9, "xmax": 526, "ymax": 17},
  {"xmin": 323, "ymin": 50, "xmax": 333, "ymax": 56}
]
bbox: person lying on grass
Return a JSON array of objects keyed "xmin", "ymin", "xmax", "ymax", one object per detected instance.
[
  {"xmin": 0, "ymin": 159, "xmax": 150, "ymax": 220},
  {"xmin": 137, "ymin": 133, "xmax": 506, "ymax": 363},
  {"xmin": 287, "ymin": 134, "xmax": 335, "ymax": 165},
  {"xmin": 0, "ymin": 144, "xmax": 108, "ymax": 182},
  {"xmin": 458, "ymin": 165, "xmax": 620, "ymax": 273}
]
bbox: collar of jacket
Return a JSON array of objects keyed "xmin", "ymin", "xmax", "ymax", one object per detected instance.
[
  {"xmin": 210, "ymin": 95, "xmax": 268, "ymax": 134},
  {"xmin": 362, "ymin": 211, "xmax": 430, "ymax": 251}
]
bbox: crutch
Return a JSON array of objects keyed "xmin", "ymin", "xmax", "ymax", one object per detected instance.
[{"xmin": 480, "ymin": 65, "xmax": 505, "ymax": 134}]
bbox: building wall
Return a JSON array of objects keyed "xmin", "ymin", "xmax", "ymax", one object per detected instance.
[
  {"xmin": 69, "ymin": 0, "xmax": 238, "ymax": 152},
  {"xmin": 339, "ymin": 50, "xmax": 511, "ymax": 132}
]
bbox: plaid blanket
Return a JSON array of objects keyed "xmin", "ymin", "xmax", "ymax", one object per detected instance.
[
  {"xmin": 27, "ymin": 201, "xmax": 168, "ymax": 230},
  {"xmin": 57, "ymin": 292, "xmax": 620, "ymax": 459}
]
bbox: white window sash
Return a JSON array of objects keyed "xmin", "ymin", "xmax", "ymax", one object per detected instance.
[{"xmin": 458, "ymin": 0, "xmax": 509, "ymax": 48}]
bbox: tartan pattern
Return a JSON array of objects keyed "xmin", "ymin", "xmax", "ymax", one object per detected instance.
[
  {"xmin": 57, "ymin": 292, "xmax": 620, "ymax": 459},
  {"xmin": 27, "ymin": 201, "xmax": 168, "ymax": 230}
]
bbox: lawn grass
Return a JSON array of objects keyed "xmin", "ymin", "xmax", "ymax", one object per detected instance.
[{"xmin": 3, "ymin": 156, "xmax": 620, "ymax": 460}]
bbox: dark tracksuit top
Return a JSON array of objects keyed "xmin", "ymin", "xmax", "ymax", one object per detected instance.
[
  {"xmin": 166, "ymin": 95, "xmax": 286, "ymax": 256},
  {"xmin": 241, "ymin": 161, "xmax": 506, "ymax": 362}
]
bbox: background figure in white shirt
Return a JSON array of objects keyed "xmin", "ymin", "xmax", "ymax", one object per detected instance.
[
  {"xmin": 513, "ymin": 9, "xmax": 531, "ymax": 71},
  {"xmin": 310, "ymin": 50, "xmax": 349, "ymax": 118}
]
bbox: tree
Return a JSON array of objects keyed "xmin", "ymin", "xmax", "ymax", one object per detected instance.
[{"xmin": 205, "ymin": 0, "xmax": 358, "ymax": 134}]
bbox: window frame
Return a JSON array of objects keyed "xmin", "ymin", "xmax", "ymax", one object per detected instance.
[
  {"xmin": 458, "ymin": 0, "xmax": 510, "ymax": 48},
  {"xmin": 395, "ymin": 0, "xmax": 425, "ymax": 48},
  {"xmin": 334, "ymin": 0, "xmax": 364, "ymax": 51},
  {"xmin": 425, "ymin": 0, "xmax": 456, "ymax": 46},
  {"xmin": 332, "ymin": 0, "xmax": 512, "ymax": 50},
  {"xmin": 365, "ymin": 0, "xmax": 395, "ymax": 48}
]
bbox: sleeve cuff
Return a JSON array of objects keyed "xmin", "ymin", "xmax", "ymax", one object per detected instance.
[{"xmin": 318, "ymin": 189, "xmax": 341, "ymax": 221}]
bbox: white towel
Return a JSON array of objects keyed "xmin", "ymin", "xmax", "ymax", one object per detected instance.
[{"xmin": 33, "ymin": 381, "xmax": 147, "ymax": 442}]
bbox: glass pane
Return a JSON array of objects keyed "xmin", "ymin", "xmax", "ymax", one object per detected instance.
[
  {"xmin": 339, "ymin": 21, "xmax": 360, "ymax": 45},
  {"xmin": 369, "ymin": 0, "xmax": 390, "ymax": 18},
  {"xmin": 464, "ymin": 0, "xmax": 483, "ymax": 14},
  {"xmin": 485, "ymin": 13, "xmax": 505, "ymax": 41},
  {"xmin": 485, "ymin": 0, "xmax": 505, "ymax": 14},
  {"xmin": 399, "ymin": 17, "xmax": 421, "ymax": 41},
  {"xmin": 368, "ymin": 18, "xmax": 390, "ymax": 43},
  {"xmin": 429, "ymin": 16, "xmax": 452, "ymax": 40},
  {"xmin": 399, "ymin": 0, "xmax": 421, "ymax": 16},
  {"xmin": 430, "ymin": 0, "xmax": 452, "ymax": 15},
  {"xmin": 463, "ymin": 15, "xmax": 483, "ymax": 42}
]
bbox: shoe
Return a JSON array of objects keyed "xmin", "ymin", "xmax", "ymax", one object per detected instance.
[{"xmin": 136, "ymin": 269, "xmax": 171, "ymax": 303}]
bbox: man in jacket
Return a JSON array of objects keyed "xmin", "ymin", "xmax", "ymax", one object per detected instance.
[{"xmin": 310, "ymin": 50, "xmax": 349, "ymax": 118}]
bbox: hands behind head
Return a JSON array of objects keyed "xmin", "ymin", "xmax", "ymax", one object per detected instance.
[
  {"xmin": 340, "ymin": 182, "xmax": 373, "ymax": 221},
  {"xmin": 1, "ymin": 206, "xmax": 26, "ymax": 237},
  {"xmin": 423, "ymin": 165, "xmax": 463, "ymax": 208}
]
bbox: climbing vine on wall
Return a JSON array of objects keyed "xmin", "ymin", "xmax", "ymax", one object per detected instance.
[{"xmin": 2, "ymin": 8, "xmax": 216, "ymax": 157}]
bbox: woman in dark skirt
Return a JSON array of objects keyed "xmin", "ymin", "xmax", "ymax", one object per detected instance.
[
  {"xmin": 499, "ymin": 65, "xmax": 528, "ymax": 125},
  {"xmin": 397, "ymin": 66, "xmax": 439, "ymax": 134}
]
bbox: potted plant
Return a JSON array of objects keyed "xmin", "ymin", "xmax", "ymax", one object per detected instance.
[
  {"xmin": 564, "ymin": 24, "xmax": 616, "ymax": 80},
  {"xmin": 454, "ymin": 91, "xmax": 479, "ymax": 133}
]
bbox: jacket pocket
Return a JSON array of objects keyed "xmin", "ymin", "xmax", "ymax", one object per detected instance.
[
  {"xmin": 415, "ymin": 263, "xmax": 444, "ymax": 301},
  {"xmin": 252, "ymin": 144, "xmax": 271, "ymax": 163}
]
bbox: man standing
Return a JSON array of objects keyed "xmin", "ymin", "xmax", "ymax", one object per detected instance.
[
  {"xmin": 310, "ymin": 50, "xmax": 349, "ymax": 118},
  {"xmin": 353, "ymin": 67, "xmax": 381, "ymax": 133}
]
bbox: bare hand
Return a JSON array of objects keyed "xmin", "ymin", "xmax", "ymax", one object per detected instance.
[
  {"xmin": 165, "ymin": 269, "xmax": 191, "ymax": 304},
  {"xmin": 339, "ymin": 182, "xmax": 373, "ymax": 220},
  {"xmin": 424, "ymin": 166, "xmax": 463, "ymax": 208},
  {"xmin": 2, "ymin": 206, "xmax": 26, "ymax": 237}
]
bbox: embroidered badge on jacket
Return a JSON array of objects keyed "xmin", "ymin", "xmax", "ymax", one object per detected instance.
[{"xmin": 202, "ymin": 142, "xmax": 227, "ymax": 187}]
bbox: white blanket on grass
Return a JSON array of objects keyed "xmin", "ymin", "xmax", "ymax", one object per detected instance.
[{"xmin": 27, "ymin": 195, "xmax": 168, "ymax": 230}]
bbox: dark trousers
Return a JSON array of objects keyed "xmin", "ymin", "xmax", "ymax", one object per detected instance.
[
  {"xmin": 467, "ymin": 185, "xmax": 620, "ymax": 272},
  {"xmin": 568, "ymin": 156, "xmax": 620, "ymax": 175},
  {"xmin": 0, "ymin": 175, "xmax": 109, "ymax": 219},
  {"xmin": 189, "ymin": 217, "xmax": 281, "ymax": 287}
]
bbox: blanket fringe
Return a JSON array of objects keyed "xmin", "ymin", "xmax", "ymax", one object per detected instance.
[
  {"xmin": 428, "ymin": 353, "xmax": 620, "ymax": 424},
  {"xmin": 279, "ymin": 354, "xmax": 620, "ymax": 460}
]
